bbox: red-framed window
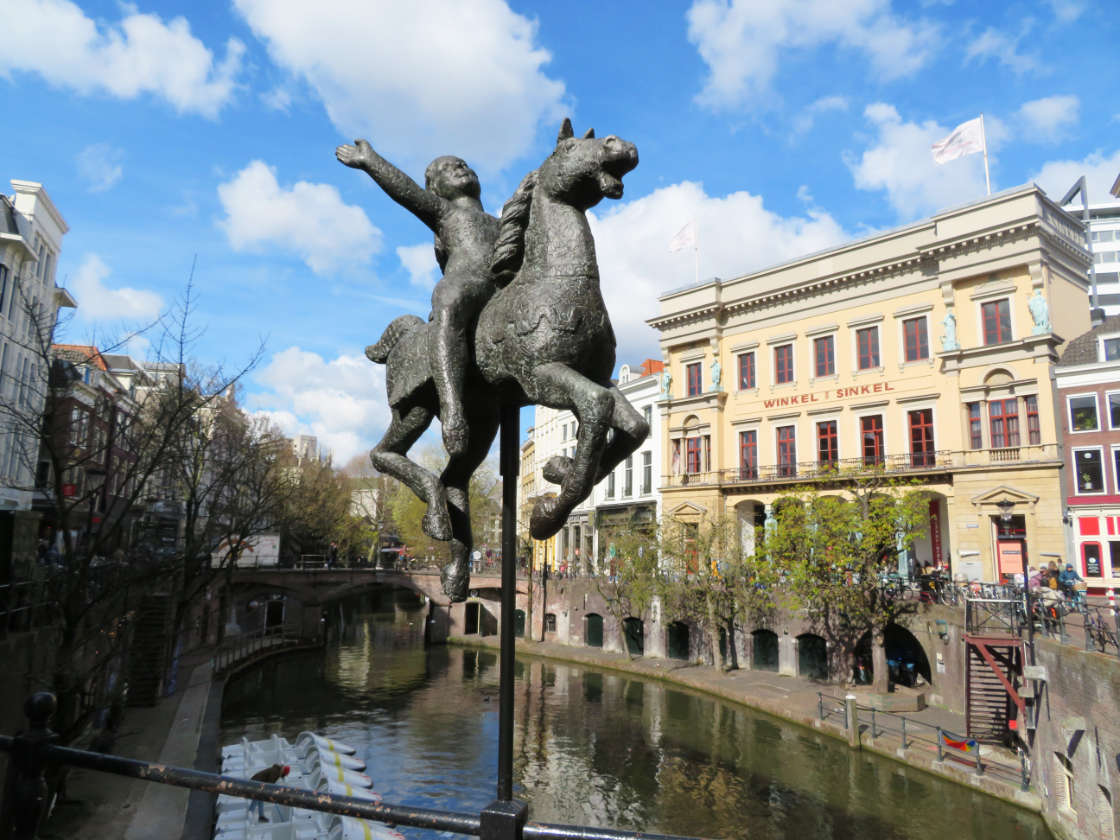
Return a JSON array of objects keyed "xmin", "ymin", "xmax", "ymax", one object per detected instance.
[
  {"xmin": 817, "ymin": 420, "xmax": 838, "ymax": 467},
  {"xmin": 1024, "ymin": 394, "xmax": 1040, "ymax": 444},
  {"xmin": 908, "ymin": 409, "xmax": 935, "ymax": 467},
  {"xmin": 861, "ymin": 415, "xmax": 884, "ymax": 466},
  {"xmin": 738, "ymin": 352, "xmax": 755, "ymax": 389},
  {"xmin": 777, "ymin": 426, "xmax": 796, "ymax": 476},
  {"xmin": 981, "ymin": 299, "xmax": 1011, "ymax": 345},
  {"xmin": 685, "ymin": 437, "xmax": 702, "ymax": 473},
  {"xmin": 739, "ymin": 430, "xmax": 757, "ymax": 479},
  {"xmin": 903, "ymin": 317, "xmax": 929, "ymax": 362},
  {"xmin": 686, "ymin": 362, "xmax": 702, "ymax": 396},
  {"xmin": 967, "ymin": 402, "xmax": 982, "ymax": 449},
  {"xmin": 856, "ymin": 327, "xmax": 880, "ymax": 370},
  {"xmin": 774, "ymin": 345, "xmax": 793, "ymax": 384},
  {"xmin": 813, "ymin": 335, "xmax": 834, "ymax": 377},
  {"xmin": 989, "ymin": 398, "xmax": 1020, "ymax": 448}
]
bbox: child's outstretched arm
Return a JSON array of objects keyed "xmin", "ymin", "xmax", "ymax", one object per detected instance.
[{"xmin": 336, "ymin": 139, "xmax": 442, "ymax": 231}]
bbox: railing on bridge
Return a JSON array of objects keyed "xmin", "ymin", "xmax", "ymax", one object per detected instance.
[{"xmin": 0, "ymin": 581, "xmax": 58, "ymax": 639}]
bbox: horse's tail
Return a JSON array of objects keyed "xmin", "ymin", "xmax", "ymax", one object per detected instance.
[
  {"xmin": 490, "ymin": 169, "xmax": 538, "ymax": 287},
  {"xmin": 366, "ymin": 314, "xmax": 424, "ymax": 364}
]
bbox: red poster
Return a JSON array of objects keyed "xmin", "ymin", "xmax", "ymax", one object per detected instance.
[{"xmin": 928, "ymin": 499, "xmax": 942, "ymax": 565}]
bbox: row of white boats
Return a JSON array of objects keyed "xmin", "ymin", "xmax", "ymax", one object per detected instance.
[{"xmin": 216, "ymin": 732, "xmax": 404, "ymax": 840}]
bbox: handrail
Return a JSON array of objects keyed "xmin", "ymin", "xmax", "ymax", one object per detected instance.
[
  {"xmin": 0, "ymin": 581, "xmax": 59, "ymax": 638},
  {"xmin": 816, "ymin": 692, "xmax": 1029, "ymax": 790},
  {"xmin": 211, "ymin": 623, "xmax": 307, "ymax": 674}
]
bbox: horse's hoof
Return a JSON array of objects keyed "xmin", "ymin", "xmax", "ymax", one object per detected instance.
[
  {"xmin": 542, "ymin": 455, "xmax": 572, "ymax": 485},
  {"xmin": 441, "ymin": 562, "xmax": 470, "ymax": 602},
  {"xmin": 530, "ymin": 499, "xmax": 563, "ymax": 540},
  {"xmin": 442, "ymin": 416, "xmax": 469, "ymax": 457},
  {"xmin": 422, "ymin": 508, "xmax": 453, "ymax": 542}
]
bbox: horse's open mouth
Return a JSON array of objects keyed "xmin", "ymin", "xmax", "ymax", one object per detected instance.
[{"xmin": 600, "ymin": 153, "xmax": 637, "ymax": 199}]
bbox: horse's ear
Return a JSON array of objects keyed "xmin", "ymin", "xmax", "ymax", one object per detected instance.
[
  {"xmin": 582, "ymin": 128, "xmax": 595, "ymax": 139},
  {"xmin": 557, "ymin": 118, "xmax": 573, "ymax": 143}
]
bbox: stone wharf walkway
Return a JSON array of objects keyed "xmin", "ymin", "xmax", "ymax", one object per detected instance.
[{"xmin": 451, "ymin": 635, "xmax": 1042, "ymax": 814}]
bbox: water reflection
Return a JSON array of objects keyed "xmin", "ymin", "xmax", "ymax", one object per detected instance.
[{"xmin": 221, "ymin": 591, "xmax": 1050, "ymax": 840}]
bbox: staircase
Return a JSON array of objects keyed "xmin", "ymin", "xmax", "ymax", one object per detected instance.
[
  {"xmin": 127, "ymin": 594, "xmax": 172, "ymax": 706},
  {"xmin": 964, "ymin": 635, "xmax": 1025, "ymax": 744}
]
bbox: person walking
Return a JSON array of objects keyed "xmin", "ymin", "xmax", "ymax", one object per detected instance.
[{"xmin": 248, "ymin": 763, "xmax": 290, "ymax": 822}]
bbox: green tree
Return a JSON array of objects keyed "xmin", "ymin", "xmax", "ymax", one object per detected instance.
[
  {"xmin": 593, "ymin": 521, "xmax": 661, "ymax": 649},
  {"xmin": 760, "ymin": 478, "xmax": 927, "ymax": 690}
]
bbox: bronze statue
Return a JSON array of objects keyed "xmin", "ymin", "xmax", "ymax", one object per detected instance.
[{"xmin": 339, "ymin": 120, "xmax": 644, "ymax": 601}]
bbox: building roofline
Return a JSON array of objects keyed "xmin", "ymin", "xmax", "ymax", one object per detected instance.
[{"xmin": 10, "ymin": 180, "xmax": 69, "ymax": 235}]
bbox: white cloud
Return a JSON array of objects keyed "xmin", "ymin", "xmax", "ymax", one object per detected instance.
[
  {"xmin": 792, "ymin": 95, "xmax": 849, "ymax": 136},
  {"xmin": 964, "ymin": 25, "xmax": 1041, "ymax": 75},
  {"xmin": 68, "ymin": 254, "xmax": 163, "ymax": 322},
  {"xmin": 217, "ymin": 160, "xmax": 381, "ymax": 274},
  {"xmin": 588, "ymin": 181, "xmax": 849, "ymax": 360},
  {"xmin": 1045, "ymin": 0, "xmax": 1084, "ymax": 23},
  {"xmin": 260, "ymin": 86, "xmax": 292, "ymax": 112},
  {"xmin": 75, "ymin": 143, "xmax": 124, "ymax": 193},
  {"xmin": 686, "ymin": 0, "xmax": 940, "ymax": 109},
  {"xmin": 1031, "ymin": 148, "xmax": 1120, "ymax": 205},
  {"xmin": 0, "ymin": 0, "xmax": 243, "ymax": 118},
  {"xmin": 1016, "ymin": 95, "xmax": 1079, "ymax": 143},
  {"xmin": 232, "ymin": 0, "xmax": 567, "ymax": 173},
  {"xmin": 396, "ymin": 244, "xmax": 439, "ymax": 292},
  {"xmin": 846, "ymin": 103, "xmax": 992, "ymax": 221},
  {"xmin": 249, "ymin": 346, "xmax": 392, "ymax": 464}
]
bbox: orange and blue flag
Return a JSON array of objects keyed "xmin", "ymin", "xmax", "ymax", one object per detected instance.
[{"xmin": 939, "ymin": 731, "xmax": 978, "ymax": 752}]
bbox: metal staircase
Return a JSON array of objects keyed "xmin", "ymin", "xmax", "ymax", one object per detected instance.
[{"xmin": 964, "ymin": 635, "xmax": 1025, "ymax": 744}]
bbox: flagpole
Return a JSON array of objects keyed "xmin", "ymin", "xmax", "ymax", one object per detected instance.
[{"xmin": 980, "ymin": 113, "xmax": 991, "ymax": 196}]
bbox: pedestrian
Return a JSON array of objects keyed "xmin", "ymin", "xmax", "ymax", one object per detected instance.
[
  {"xmin": 248, "ymin": 763, "xmax": 290, "ymax": 822},
  {"xmin": 1028, "ymin": 566, "xmax": 1042, "ymax": 591}
]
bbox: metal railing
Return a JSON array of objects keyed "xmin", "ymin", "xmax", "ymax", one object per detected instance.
[
  {"xmin": 0, "ymin": 581, "xmax": 58, "ymax": 638},
  {"xmin": 662, "ymin": 444, "xmax": 1060, "ymax": 489},
  {"xmin": 210, "ymin": 623, "xmax": 308, "ymax": 674},
  {"xmin": 817, "ymin": 692, "xmax": 1030, "ymax": 791}
]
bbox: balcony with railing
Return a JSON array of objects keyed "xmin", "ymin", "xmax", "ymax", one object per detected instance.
[{"xmin": 662, "ymin": 444, "xmax": 1061, "ymax": 490}]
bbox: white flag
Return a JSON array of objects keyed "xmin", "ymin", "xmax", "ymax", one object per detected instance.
[
  {"xmin": 931, "ymin": 117, "xmax": 985, "ymax": 165},
  {"xmin": 669, "ymin": 221, "xmax": 696, "ymax": 252}
]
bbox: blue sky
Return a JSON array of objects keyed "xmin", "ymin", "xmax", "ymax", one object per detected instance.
[{"xmin": 2, "ymin": 0, "xmax": 1118, "ymax": 465}]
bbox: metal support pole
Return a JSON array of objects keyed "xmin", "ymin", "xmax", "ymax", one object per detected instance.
[
  {"xmin": 497, "ymin": 405, "xmax": 519, "ymax": 805},
  {"xmin": 844, "ymin": 695, "xmax": 859, "ymax": 748}
]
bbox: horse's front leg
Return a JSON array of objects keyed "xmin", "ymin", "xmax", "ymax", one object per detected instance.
[
  {"xmin": 370, "ymin": 403, "xmax": 451, "ymax": 541},
  {"xmin": 529, "ymin": 362, "xmax": 612, "ymax": 540}
]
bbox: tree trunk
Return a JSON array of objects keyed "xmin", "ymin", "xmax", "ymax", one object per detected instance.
[
  {"xmin": 871, "ymin": 627, "xmax": 890, "ymax": 694},
  {"xmin": 707, "ymin": 595, "xmax": 723, "ymax": 670}
]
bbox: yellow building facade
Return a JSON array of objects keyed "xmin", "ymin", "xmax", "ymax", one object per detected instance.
[{"xmin": 649, "ymin": 185, "xmax": 1092, "ymax": 582}]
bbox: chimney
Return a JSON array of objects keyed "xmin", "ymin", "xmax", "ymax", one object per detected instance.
[{"xmin": 640, "ymin": 358, "xmax": 664, "ymax": 377}]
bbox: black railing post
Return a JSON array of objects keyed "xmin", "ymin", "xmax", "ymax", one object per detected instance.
[
  {"xmin": 497, "ymin": 404, "xmax": 520, "ymax": 807},
  {"xmin": 3, "ymin": 692, "xmax": 57, "ymax": 840}
]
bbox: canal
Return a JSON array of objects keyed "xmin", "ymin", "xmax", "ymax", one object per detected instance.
[{"xmin": 220, "ymin": 589, "xmax": 1051, "ymax": 840}]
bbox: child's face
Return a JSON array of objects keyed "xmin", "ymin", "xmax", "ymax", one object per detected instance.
[{"xmin": 432, "ymin": 157, "xmax": 480, "ymax": 200}]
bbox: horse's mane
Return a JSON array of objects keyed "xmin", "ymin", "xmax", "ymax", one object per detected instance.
[{"xmin": 490, "ymin": 169, "xmax": 538, "ymax": 286}]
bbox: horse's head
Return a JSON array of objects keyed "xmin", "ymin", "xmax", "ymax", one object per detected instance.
[{"xmin": 538, "ymin": 119, "xmax": 639, "ymax": 210}]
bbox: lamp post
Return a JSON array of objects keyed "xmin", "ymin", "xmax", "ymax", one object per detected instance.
[{"xmin": 998, "ymin": 499, "xmax": 1034, "ymax": 655}]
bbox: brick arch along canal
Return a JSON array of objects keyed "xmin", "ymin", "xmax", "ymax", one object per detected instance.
[{"xmin": 221, "ymin": 588, "xmax": 1050, "ymax": 840}]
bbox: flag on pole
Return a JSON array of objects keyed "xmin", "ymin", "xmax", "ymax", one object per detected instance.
[
  {"xmin": 669, "ymin": 221, "xmax": 696, "ymax": 252},
  {"xmin": 931, "ymin": 117, "xmax": 985, "ymax": 165}
]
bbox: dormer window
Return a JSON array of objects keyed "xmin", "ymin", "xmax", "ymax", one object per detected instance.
[{"xmin": 1102, "ymin": 336, "xmax": 1120, "ymax": 361}]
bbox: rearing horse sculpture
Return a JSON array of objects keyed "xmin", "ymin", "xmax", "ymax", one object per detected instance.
[{"xmin": 362, "ymin": 120, "xmax": 645, "ymax": 601}]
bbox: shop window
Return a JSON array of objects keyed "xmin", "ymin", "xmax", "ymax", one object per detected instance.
[
  {"xmin": 981, "ymin": 299, "xmax": 1011, "ymax": 345},
  {"xmin": 686, "ymin": 362, "xmax": 702, "ymax": 396},
  {"xmin": 1024, "ymin": 395, "xmax": 1040, "ymax": 444},
  {"xmin": 777, "ymin": 426, "xmax": 796, "ymax": 477},
  {"xmin": 856, "ymin": 327, "xmax": 879, "ymax": 370},
  {"xmin": 908, "ymin": 409, "xmax": 935, "ymax": 467},
  {"xmin": 1110, "ymin": 542, "xmax": 1120, "ymax": 579},
  {"xmin": 903, "ymin": 317, "xmax": 929, "ymax": 362},
  {"xmin": 1069, "ymin": 394, "xmax": 1099, "ymax": 431},
  {"xmin": 861, "ymin": 415, "xmax": 884, "ymax": 466},
  {"xmin": 1082, "ymin": 543, "xmax": 1103, "ymax": 578},
  {"xmin": 774, "ymin": 344, "xmax": 793, "ymax": 384},
  {"xmin": 989, "ymin": 398, "xmax": 1020, "ymax": 448},
  {"xmin": 738, "ymin": 351, "xmax": 755, "ymax": 389},
  {"xmin": 967, "ymin": 402, "xmax": 983, "ymax": 449},
  {"xmin": 1074, "ymin": 448, "xmax": 1104, "ymax": 494},
  {"xmin": 817, "ymin": 420, "xmax": 838, "ymax": 468},
  {"xmin": 739, "ymin": 430, "xmax": 757, "ymax": 479},
  {"xmin": 813, "ymin": 335, "xmax": 834, "ymax": 377}
]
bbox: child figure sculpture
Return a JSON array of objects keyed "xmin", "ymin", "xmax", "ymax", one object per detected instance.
[{"xmin": 336, "ymin": 140, "xmax": 499, "ymax": 456}]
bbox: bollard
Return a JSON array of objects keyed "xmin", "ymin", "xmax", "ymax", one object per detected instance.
[
  {"xmin": 974, "ymin": 745, "xmax": 983, "ymax": 776},
  {"xmin": 936, "ymin": 728, "xmax": 944, "ymax": 762},
  {"xmin": 1019, "ymin": 747, "xmax": 1029, "ymax": 791},
  {"xmin": 900, "ymin": 717, "xmax": 908, "ymax": 750},
  {"xmin": 817, "ymin": 693, "xmax": 823, "ymax": 722},
  {"xmin": 844, "ymin": 694, "xmax": 860, "ymax": 748}
]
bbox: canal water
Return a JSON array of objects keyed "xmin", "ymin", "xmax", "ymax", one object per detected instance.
[{"xmin": 221, "ymin": 590, "xmax": 1051, "ymax": 840}]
